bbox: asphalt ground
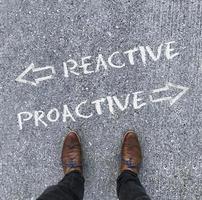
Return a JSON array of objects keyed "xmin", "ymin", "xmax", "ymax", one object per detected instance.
[{"xmin": 0, "ymin": 0, "xmax": 201, "ymax": 200}]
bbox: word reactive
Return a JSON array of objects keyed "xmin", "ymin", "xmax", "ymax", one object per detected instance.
[
  {"xmin": 17, "ymin": 82, "xmax": 188, "ymax": 130},
  {"xmin": 16, "ymin": 41, "xmax": 179, "ymax": 86},
  {"xmin": 63, "ymin": 41, "xmax": 178, "ymax": 77}
]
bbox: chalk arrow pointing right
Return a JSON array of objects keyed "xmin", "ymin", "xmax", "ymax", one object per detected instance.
[
  {"xmin": 149, "ymin": 82, "xmax": 189, "ymax": 106},
  {"xmin": 16, "ymin": 63, "xmax": 56, "ymax": 86}
]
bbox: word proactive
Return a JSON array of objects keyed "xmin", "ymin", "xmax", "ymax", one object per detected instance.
[
  {"xmin": 16, "ymin": 41, "xmax": 179, "ymax": 86},
  {"xmin": 17, "ymin": 82, "xmax": 188, "ymax": 130}
]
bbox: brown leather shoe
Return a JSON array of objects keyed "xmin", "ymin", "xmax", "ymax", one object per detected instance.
[
  {"xmin": 120, "ymin": 131, "xmax": 142, "ymax": 174},
  {"xmin": 61, "ymin": 131, "xmax": 82, "ymax": 175}
]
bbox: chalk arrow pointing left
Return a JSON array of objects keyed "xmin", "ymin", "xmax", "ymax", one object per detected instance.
[
  {"xmin": 16, "ymin": 63, "xmax": 56, "ymax": 86},
  {"xmin": 149, "ymin": 82, "xmax": 189, "ymax": 106}
]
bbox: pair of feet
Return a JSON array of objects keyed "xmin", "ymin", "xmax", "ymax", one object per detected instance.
[{"xmin": 61, "ymin": 131, "xmax": 142, "ymax": 175}]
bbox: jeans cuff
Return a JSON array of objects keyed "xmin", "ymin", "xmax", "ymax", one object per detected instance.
[
  {"xmin": 118, "ymin": 170, "xmax": 138, "ymax": 181},
  {"xmin": 64, "ymin": 170, "xmax": 83, "ymax": 177}
]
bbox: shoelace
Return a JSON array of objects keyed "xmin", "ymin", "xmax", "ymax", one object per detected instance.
[
  {"xmin": 122, "ymin": 158, "xmax": 140, "ymax": 169},
  {"xmin": 62, "ymin": 160, "xmax": 82, "ymax": 168}
]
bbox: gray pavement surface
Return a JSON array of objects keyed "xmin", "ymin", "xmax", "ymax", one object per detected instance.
[{"xmin": 0, "ymin": 0, "xmax": 202, "ymax": 200}]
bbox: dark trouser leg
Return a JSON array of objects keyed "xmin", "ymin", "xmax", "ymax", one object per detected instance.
[
  {"xmin": 117, "ymin": 170, "xmax": 151, "ymax": 200},
  {"xmin": 37, "ymin": 171, "xmax": 84, "ymax": 200}
]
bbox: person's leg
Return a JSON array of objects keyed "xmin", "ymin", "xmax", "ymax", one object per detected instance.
[
  {"xmin": 37, "ymin": 171, "xmax": 84, "ymax": 200},
  {"xmin": 37, "ymin": 131, "xmax": 84, "ymax": 200},
  {"xmin": 117, "ymin": 131, "xmax": 151, "ymax": 200},
  {"xmin": 117, "ymin": 170, "xmax": 150, "ymax": 200}
]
